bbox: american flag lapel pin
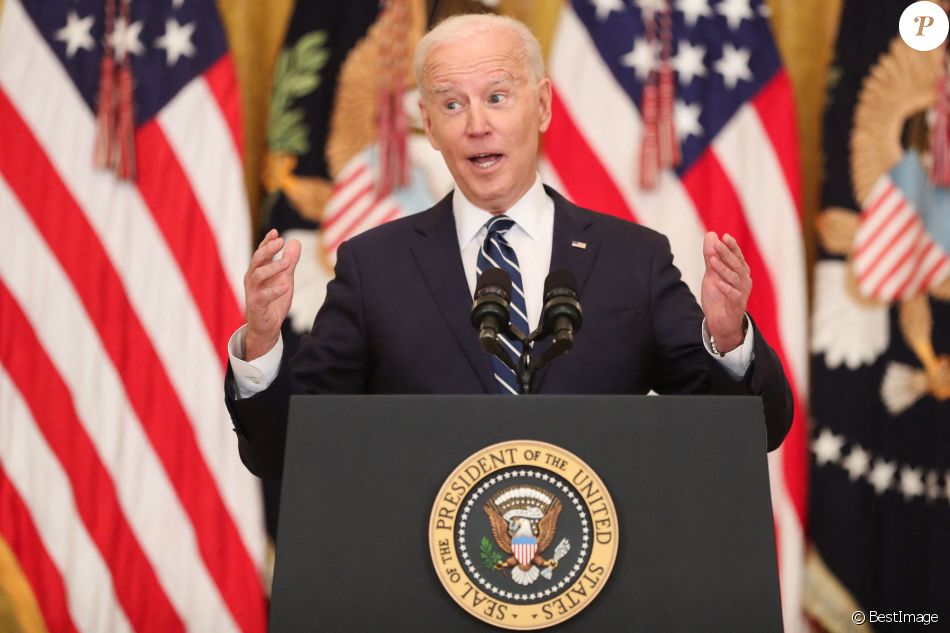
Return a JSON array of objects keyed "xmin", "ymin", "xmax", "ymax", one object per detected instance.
[{"xmin": 571, "ymin": 241, "xmax": 587, "ymax": 250}]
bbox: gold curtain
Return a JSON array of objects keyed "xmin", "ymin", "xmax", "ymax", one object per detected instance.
[
  {"xmin": 217, "ymin": 0, "xmax": 295, "ymax": 234},
  {"xmin": 765, "ymin": 0, "xmax": 843, "ymax": 278}
]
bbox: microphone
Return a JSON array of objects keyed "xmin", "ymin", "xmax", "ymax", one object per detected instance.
[
  {"xmin": 541, "ymin": 270, "xmax": 583, "ymax": 350},
  {"xmin": 471, "ymin": 268, "xmax": 512, "ymax": 358}
]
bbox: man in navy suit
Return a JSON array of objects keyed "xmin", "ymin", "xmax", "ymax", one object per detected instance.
[{"xmin": 225, "ymin": 14, "xmax": 793, "ymax": 480}]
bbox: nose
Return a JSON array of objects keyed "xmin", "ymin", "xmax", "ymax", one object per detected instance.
[{"xmin": 465, "ymin": 103, "xmax": 491, "ymax": 137}]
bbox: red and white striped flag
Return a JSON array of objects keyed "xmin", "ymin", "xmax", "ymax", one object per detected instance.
[
  {"xmin": 0, "ymin": 0, "xmax": 267, "ymax": 631},
  {"xmin": 320, "ymin": 156, "xmax": 402, "ymax": 266},
  {"xmin": 853, "ymin": 175, "xmax": 950, "ymax": 302},
  {"xmin": 541, "ymin": 1, "xmax": 808, "ymax": 630}
]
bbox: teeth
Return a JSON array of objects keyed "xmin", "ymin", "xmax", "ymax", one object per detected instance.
[{"xmin": 471, "ymin": 153, "xmax": 500, "ymax": 168}]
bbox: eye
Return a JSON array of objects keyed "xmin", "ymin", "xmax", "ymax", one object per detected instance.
[
  {"xmin": 445, "ymin": 100, "xmax": 460, "ymax": 111},
  {"xmin": 488, "ymin": 93, "xmax": 506, "ymax": 104}
]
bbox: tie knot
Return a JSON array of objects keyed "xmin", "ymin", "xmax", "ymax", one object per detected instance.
[{"xmin": 485, "ymin": 215, "xmax": 515, "ymax": 238}]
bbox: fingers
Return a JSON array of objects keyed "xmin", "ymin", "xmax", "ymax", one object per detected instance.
[
  {"xmin": 250, "ymin": 229, "xmax": 285, "ymax": 269},
  {"xmin": 244, "ymin": 231, "xmax": 299, "ymax": 309},
  {"xmin": 250, "ymin": 240, "xmax": 301, "ymax": 302},
  {"xmin": 703, "ymin": 231, "xmax": 718, "ymax": 262},
  {"xmin": 713, "ymin": 235, "xmax": 742, "ymax": 271},
  {"xmin": 247, "ymin": 275, "xmax": 290, "ymax": 310},
  {"xmin": 708, "ymin": 254, "xmax": 742, "ymax": 288},
  {"xmin": 704, "ymin": 232, "xmax": 748, "ymax": 267},
  {"xmin": 724, "ymin": 234, "xmax": 746, "ymax": 264},
  {"xmin": 715, "ymin": 278, "xmax": 745, "ymax": 303},
  {"xmin": 256, "ymin": 280, "xmax": 290, "ymax": 302},
  {"xmin": 246, "ymin": 232, "xmax": 301, "ymax": 282},
  {"xmin": 250, "ymin": 256, "xmax": 292, "ymax": 285},
  {"xmin": 256, "ymin": 229, "xmax": 279, "ymax": 255},
  {"xmin": 283, "ymin": 238, "xmax": 302, "ymax": 276},
  {"xmin": 703, "ymin": 232, "xmax": 752, "ymax": 317},
  {"xmin": 712, "ymin": 233, "xmax": 749, "ymax": 278}
]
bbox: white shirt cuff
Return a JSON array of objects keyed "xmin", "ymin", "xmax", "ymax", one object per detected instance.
[
  {"xmin": 701, "ymin": 316, "xmax": 754, "ymax": 380},
  {"xmin": 227, "ymin": 324, "xmax": 284, "ymax": 399}
]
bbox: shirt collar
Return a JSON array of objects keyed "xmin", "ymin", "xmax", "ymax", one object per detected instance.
[{"xmin": 453, "ymin": 174, "xmax": 548, "ymax": 247}]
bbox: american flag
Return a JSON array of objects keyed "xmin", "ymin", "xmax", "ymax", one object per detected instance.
[
  {"xmin": 540, "ymin": 0, "xmax": 808, "ymax": 630},
  {"xmin": 320, "ymin": 155, "xmax": 402, "ymax": 265},
  {"xmin": 0, "ymin": 0, "xmax": 267, "ymax": 631},
  {"xmin": 852, "ymin": 172, "xmax": 950, "ymax": 302}
]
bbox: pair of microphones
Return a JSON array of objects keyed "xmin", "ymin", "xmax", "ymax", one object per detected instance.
[{"xmin": 471, "ymin": 269, "xmax": 583, "ymax": 394}]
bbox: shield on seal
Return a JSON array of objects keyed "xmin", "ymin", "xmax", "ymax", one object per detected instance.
[{"xmin": 512, "ymin": 535, "xmax": 537, "ymax": 567}]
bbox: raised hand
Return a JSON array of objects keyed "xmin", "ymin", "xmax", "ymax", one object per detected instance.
[
  {"xmin": 243, "ymin": 229, "xmax": 302, "ymax": 361},
  {"xmin": 701, "ymin": 232, "xmax": 751, "ymax": 354}
]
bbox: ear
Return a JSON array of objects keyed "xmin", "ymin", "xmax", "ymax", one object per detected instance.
[
  {"xmin": 419, "ymin": 98, "xmax": 441, "ymax": 151},
  {"xmin": 537, "ymin": 77, "xmax": 553, "ymax": 134}
]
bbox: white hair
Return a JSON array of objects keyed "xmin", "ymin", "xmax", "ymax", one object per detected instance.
[{"xmin": 413, "ymin": 13, "xmax": 545, "ymax": 93}]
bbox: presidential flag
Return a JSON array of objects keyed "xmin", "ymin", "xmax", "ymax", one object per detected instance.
[
  {"xmin": 0, "ymin": 0, "xmax": 267, "ymax": 631},
  {"xmin": 807, "ymin": 0, "xmax": 950, "ymax": 628},
  {"xmin": 259, "ymin": 0, "xmax": 448, "ymax": 339},
  {"xmin": 540, "ymin": 1, "xmax": 808, "ymax": 630}
]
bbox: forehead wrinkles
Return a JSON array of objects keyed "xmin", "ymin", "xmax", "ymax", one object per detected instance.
[{"xmin": 423, "ymin": 48, "xmax": 527, "ymax": 92}]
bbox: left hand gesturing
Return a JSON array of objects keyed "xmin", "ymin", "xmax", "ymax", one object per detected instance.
[{"xmin": 701, "ymin": 232, "xmax": 751, "ymax": 354}]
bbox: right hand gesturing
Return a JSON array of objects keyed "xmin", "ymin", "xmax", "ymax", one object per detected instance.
[{"xmin": 243, "ymin": 229, "xmax": 302, "ymax": 361}]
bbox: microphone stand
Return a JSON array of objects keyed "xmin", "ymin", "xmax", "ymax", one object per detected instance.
[{"xmin": 489, "ymin": 324, "xmax": 571, "ymax": 395}]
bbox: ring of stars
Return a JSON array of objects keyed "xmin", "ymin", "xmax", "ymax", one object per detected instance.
[
  {"xmin": 456, "ymin": 468, "xmax": 591, "ymax": 603},
  {"xmin": 812, "ymin": 427, "xmax": 950, "ymax": 504}
]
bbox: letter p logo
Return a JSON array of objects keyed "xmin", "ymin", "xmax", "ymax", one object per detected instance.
[
  {"xmin": 916, "ymin": 14, "xmax": 936, "ymax": 36},
  {"xmin": 900, "ymin": 2, "xmax": 949, "ymax": 51}
]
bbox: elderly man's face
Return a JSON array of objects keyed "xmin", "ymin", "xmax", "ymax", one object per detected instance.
[{"xmin": 419, "ymin": 27, "xmax": 552, "ymax": 213}]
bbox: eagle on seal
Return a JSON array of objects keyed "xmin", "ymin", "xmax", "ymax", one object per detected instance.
[{"xmin": 484, "ymin": 485, "xmax": 563, "ymax": 586}]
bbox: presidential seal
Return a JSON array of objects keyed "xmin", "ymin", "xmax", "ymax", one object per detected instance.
[{"xmin": 429, "ymin": 440, "xmax": 618, "ymax": 630}]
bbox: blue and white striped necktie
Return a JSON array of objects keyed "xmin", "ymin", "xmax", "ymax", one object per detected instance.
[{"xmin": 475, "ymin": 215, "xmax": 529, "ymax": 395}]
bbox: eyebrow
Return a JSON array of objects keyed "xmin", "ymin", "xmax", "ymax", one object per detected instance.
[{"xmin": 431, "ymin": 72, "xmax": 518, "ymax": 95}]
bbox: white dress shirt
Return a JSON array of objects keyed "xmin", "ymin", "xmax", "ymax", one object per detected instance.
[
  {"xmin": 228, "ymin": 175, "xmax": 754, "ymax": 398},
  {"xmin": 455, "ymin": 175, "xmax": 554, "ymax": 332}
]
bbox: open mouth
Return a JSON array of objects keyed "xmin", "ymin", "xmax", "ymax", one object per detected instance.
[{"xmin": 468, "ymin": 153, "xmax": 504, "ymax": 169}]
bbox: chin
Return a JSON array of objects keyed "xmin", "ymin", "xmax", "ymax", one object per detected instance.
[
  {"xmin": 472, "ymin": 188, "xmax": 512, "ymax": 211},
  {"xmin": 474, "ymin": 179, "xmax": 506, "ymax": 196}
]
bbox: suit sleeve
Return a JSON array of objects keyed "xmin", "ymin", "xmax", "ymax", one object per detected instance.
[
  {"xmin": 223, "ymin": 240, "xmax": 370, "ymax": 479},
  {"xmin": 648, "ymin": 234, "xmax": 793, "ymax": 451}
]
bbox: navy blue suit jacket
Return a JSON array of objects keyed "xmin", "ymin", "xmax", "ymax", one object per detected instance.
[{"xmin": 225, "ymin": 186, "xmax": 793, "ymax": 479}]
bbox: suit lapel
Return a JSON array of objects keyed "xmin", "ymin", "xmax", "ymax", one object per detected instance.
[
  {"xmin": 545, "ymin": 186, "xmax": 598, "ymax": 298},
  {"xmin": 410, "ymin": 195, "xmax": 495, "ymax": 393},
  {"xmin": 533, "ymin": 187, "xmax": 599, "ymax": 392}
]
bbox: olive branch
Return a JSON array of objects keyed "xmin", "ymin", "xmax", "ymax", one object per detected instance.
[
  {"xmin": 267, "ymin": 30, "xmax": 329, "ymax": 155},
  {"xmin": 480, "ymin": 537, "xmax": 505, "ymax": 571}
]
